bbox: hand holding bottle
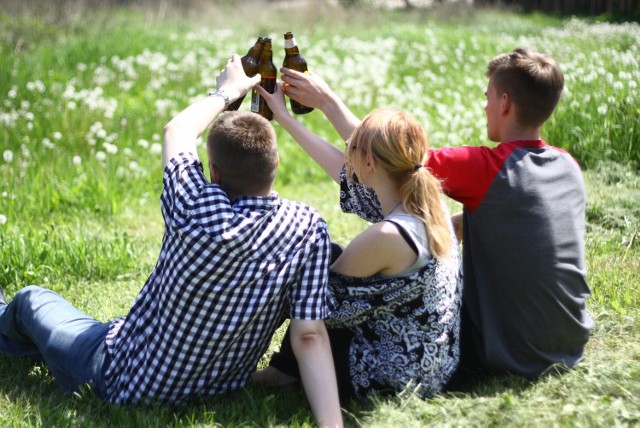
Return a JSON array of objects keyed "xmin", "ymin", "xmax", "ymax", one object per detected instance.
[
  {"xmin": 280, "ymin": 68, "xmax": 336, "ymax": 112},
  {"xmin": 255, "ymin": 82, "xmax": 291, "ymax": 123},
  {"xmin": 216, "ymin": 54, "xmax": 261, "ymax": 104}
]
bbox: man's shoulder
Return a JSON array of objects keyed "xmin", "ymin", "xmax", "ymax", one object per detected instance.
[{"xmin": 280, "ymin": 198, "xmax": 326, "ymax": 223}]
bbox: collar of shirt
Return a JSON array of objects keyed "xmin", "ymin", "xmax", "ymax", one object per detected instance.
[{"xmin": 230, "ymin": 192, "xmax": 281, "ymax": 211}]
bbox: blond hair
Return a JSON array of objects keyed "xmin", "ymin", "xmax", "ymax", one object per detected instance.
[{"xmin": 346, "ymin": 109, "xmax": 452, "ymax": 260}]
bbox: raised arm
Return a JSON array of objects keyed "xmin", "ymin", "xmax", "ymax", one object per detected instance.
[
  {"xmin": 256, "ymin": 82, "xmax": 344, "ymax": 183},
  {"xmin": 162, "ymin": 54, "xmax": 261, "ymax": 168},
  {"xmin": 280, "ymin": 68, "xmax": 360, "ymax": 141},
  {"xmin": 289, "ymin": 318, "xmax": 343, "ymax": 428}
]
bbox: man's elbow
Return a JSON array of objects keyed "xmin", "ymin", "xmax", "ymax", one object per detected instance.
[{"xmin": 163, "ymin": 122, "xmax": 175, "ymax": 141}]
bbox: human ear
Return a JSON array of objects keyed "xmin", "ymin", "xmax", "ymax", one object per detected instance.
[
  {"xmin": 500, "ymin": 92, "xmax": 511, "ymax": 115},
  {"xmin": 210, "ymin": 162, "xmax": 222, "ymax": 184}
]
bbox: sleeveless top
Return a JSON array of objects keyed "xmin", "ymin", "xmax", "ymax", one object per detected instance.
[
  {"xmin": 325, "ymin": 207, "xmax": 462, "ymax": 398},
  {"xmin": 383, "ymin": 212, "xmax": 431, "ymax": 276}
]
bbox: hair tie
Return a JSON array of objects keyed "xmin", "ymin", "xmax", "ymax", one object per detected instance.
[{"xmin": 414, "ymin": 164, "xmax": 423, "ymax": 170}]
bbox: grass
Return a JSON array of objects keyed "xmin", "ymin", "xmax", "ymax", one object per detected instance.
[{"xmin": 0, "ymin": 2, "xmax": 639, "ymax": 426}]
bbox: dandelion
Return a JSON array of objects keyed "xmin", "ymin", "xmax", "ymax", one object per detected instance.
[
  {"xmin": 630, "ymin": 80, "xmax": 637, "ymax": 89},
  {"xmin": 42, "ymin": 138, "xmax": 55, "ymax": 149},
  {"xmin": 129, "ymin": 161, "xmax": 139, "ymax": 171},
  {"xmin": 96, "ymin": 128, "xmax": 107, "ymax": 139},
  {"xmin": 150, "ymin": 143, "xmax": 162, "ymax": 154},
  {"xmin": 72, "ymin": 155, "xmax": 82, "ymax": 165},
  {"xmin": 597, "ymin": 104, "xmax": 608, "ymax": 116},
  {"xmin": 53, "ymin": 131, "xmax": 63, "ymax": 140},
  {"xmin": 26, "ymin": 80, "xmax": 46, "ymax": 93},
  {"xmin": 103, "ymin": 142, "xmax": 118, "ymax": 155},
  {"xmin": 8, "ymin": 86, "xmax": 17, "ymax": 99},
  {"xmin": 0, "ymin": 214, "xmax": 7, "ymax": 225},
  {"xmin": 96, "ymin": 151, "xmax": 107, "ymax": 161},
  {"xmin": 138, "ymin": 139, "xmax": 149, "ymax": 149},
  {"xmin": 3, "ymin": 150, "xmax": 13, "ymax": 163}
]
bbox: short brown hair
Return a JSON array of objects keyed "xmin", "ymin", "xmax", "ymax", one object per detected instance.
[
  {"xmin": 487, "ymin": 48, "xmax": 564, "ymax": 127},
  {"xmin": 207, "ymin": 112, "xmax": 278, "ymax": 196}
]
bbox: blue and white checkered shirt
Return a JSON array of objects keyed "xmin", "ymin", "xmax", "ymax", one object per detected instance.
[{"xmin": 103, "ymin": 153, "xmax": 334, "ymax": 404}]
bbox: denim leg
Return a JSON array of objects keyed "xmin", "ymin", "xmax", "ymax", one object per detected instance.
[{"xmin": 0, "ymin": 285, "xmax": 111, "ymax": 398}]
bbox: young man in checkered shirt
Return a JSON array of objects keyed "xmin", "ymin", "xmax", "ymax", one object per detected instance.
[{"xmin": 0, "ymin": 55, "xmax": 343, "ymax": 427}]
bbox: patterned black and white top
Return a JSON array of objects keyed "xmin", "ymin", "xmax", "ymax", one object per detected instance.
[
  {"xmin": 103, "ymin": 152, "xmax": 334, "ymax": 405},
  {"xmin": 326, "ymin": 167, "xmax": 462, "ymax": 398}
]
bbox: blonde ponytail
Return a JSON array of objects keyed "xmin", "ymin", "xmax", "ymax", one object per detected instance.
[
  {"xmin": 401, "ymin": 167, "xmax": 452, "ymax": 260},
  {"xmin": 347, "ymin": 109, "xmax": 453, "ymax": 260}
]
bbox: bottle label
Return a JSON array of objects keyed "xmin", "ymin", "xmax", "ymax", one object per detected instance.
[
  {"xmin": 284, "ymin": 38, "xmax": 297, "ymax": 49},
  {"xmin": 251, "ymin": 90, "xmax": 260, "ymax": 112}
]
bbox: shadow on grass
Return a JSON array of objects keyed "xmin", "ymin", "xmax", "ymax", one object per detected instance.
[
  {"xmin": 1, "ymin": 354, "xmax": 582, "ymax": 426},
  {"xmin": 0, "ymin": 356, "xmax": 376, "ymax": 426}
]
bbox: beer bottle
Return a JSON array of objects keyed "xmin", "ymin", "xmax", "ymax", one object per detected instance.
[
  {"xmin": 251, "ymin": 37, "xmax": 277, "ymax": 121},
  {"xmin": 226, "ymin": 36, "xmax": 264, "ymax": 111},
  {"xmin": 282, "ymin": 32, "xmax": 314, "ymax": 114}
]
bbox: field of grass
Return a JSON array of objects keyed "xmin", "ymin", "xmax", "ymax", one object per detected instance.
[{"xmin": 0, "ymin": 2, "xmax": 639, "ymax": 426}]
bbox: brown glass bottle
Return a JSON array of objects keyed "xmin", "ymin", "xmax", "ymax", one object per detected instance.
[
  {"xmin": 226, "ymin": 37, "xmax": 264, "ymax": 111},
  {"xmin": 282, "ymin": 32, "xmax": 314, "ymax": 114},
  {"xmin": 251, "ymin": 37, "xmax": 277, "ymax": 121}
]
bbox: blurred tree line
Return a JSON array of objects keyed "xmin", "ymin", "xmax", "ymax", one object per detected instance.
[
  {"xmin": 4, "ymin": 0, "xmax": 639, "ymax": 22},
  {"xmin": 472, "ymin": 0, "xmax": 639, "ymax": 18}
]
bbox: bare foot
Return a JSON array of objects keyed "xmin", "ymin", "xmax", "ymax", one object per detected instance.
[{"xmin": 250, "ymin": 366, "xmax": 299, "ymax": 387}]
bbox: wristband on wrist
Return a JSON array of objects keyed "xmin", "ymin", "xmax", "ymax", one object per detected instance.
[{"xmin": 208, "ymin": 89, "xmax": 230, "ymax": 109}]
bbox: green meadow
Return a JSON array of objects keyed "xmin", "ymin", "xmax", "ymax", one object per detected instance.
[{"xmin": 0, "ymin": 2, "xmax": 639, "ymax": 426}]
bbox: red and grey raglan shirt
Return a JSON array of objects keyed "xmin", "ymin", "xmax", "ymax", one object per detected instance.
[{"xmin": 340, "ymin": 140, "xmax": 594, "ymax": 378}]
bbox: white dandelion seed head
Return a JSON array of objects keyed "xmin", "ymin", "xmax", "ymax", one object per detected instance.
[
  {"xmin": 0, "ymin": 214, "xmax": 7, "ymax": 225},
  {"xmin": 103, "ymin": 142, "xmax": 118, "ymax": 155},
  {"xmin": 150, "ymin": 143, "xmax": 162, "ymax": 154},
  {"xmin": 72, "ymin": 155, "xmax": 82, "ymax": 165},
  {"xmin": 3, "ymin": 150, "xmax": 14, "ymax": 163},
  {"xmin": 96, "ymin": 151, "xmax": 107, "ymax": 161},
  {"xmin": 597, "ymin": 104, "xmax": 608, "ymax": 116}
]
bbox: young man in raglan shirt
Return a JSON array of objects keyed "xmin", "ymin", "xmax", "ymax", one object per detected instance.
[
  {"xmin": 0, "ymin": 54, "xmax": 343, "ymax": 427},
  {"xmin": 273, "ymin": 47, "xmax": 594, "ymax": 382}
]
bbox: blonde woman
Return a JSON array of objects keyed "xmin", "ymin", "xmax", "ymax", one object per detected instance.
[{"xmin": 252, "ymin": 85, "xmax": 462, "ymax": 400}]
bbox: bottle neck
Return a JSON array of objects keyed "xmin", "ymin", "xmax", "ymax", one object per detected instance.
[
  {"xmin": 284, "ymin": 46, "xmax": 300, "ymax": 55},
  {"xmin": 247, "ymin": 38, "xmax": 264, "ymax": 58},
  {"xmin": 284, "ymin": 37, "xmax": 297, "ymax": 49},
  {"xmin": 248, "ymin": 45, "xmax": 263, "ymax": 58},
  {"xmin": 261, "ymin": 43, "xmax": 273, "ymax": 60}
]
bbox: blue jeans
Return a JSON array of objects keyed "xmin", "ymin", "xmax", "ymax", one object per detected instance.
[{"xmin": 0, "ymin": 285, "xmax": 110, "ymax": 399}]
